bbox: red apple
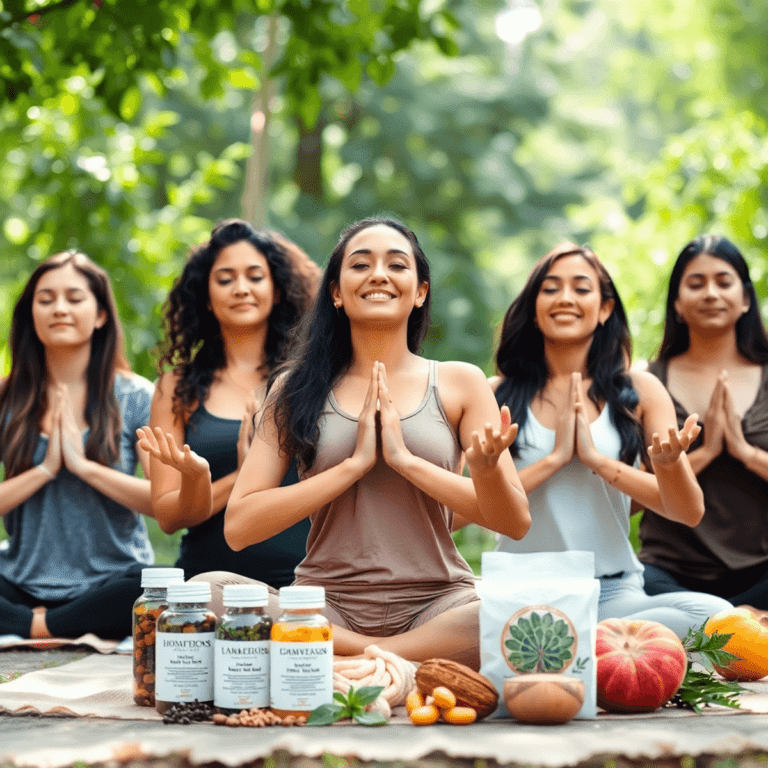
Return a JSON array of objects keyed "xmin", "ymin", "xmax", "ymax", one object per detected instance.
[{"xmin": 596, "ymin": 618, "xmax": 687, "ymax": 713}]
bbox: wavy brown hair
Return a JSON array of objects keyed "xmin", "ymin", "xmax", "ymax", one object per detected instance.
[
  {"xmin": 0, "ymin": 252, "xmax": 130, "ymax": 478},
  {"xmin": 157, "ymin": 220, "xmax": 318, "ymax": 423}
]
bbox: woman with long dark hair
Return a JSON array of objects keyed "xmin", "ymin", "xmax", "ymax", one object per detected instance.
[
  {"xmin": 0, "ymin": 252, "xmax": 154, "ymax": 639},
  {"xmin": 219, "ymin": 217, "xmax": 530, "ymax": 667},
  {"xmin": 640, "ymin": 235, "xmax": 768, "ymax": 608},
  {"xmin": 491, "ymin": 242, "xmax": 731, "ymax": 637},
  {"xmin": 137, "ymin": 220, "xmax": 318, "ymax": 588}
]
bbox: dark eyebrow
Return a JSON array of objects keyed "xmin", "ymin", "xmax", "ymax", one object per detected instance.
[
  {"xmin": 35, "ymin": 286, "xmax": 87, "ymax": 294},
  {"xmin": 213, "ymin": 264, "xmax": 266, "ymax": 274},
  {"xmin": 347, "ymin": 248, "xmax": 410, "ymax": 259},
  {"xmin": 542, "ymin": 274, "xmax": 594, "ymax": 283},
  {"xmin": 685, "ymin": 270, "xmax": 735, "ymax": 279}
]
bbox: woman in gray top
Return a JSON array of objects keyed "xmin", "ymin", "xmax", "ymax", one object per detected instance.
[{"xmin": 0, "ymin": 252, "xmax": 154, "ymax": 639}]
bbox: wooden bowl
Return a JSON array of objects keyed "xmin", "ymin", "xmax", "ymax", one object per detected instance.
[{"xmin": 503, "ymin": 674, "xmax": 585, "ymax": 725}]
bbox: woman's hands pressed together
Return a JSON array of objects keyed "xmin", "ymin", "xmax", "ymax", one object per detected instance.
[
  {"xmin": 349, "ymin": 361, "xmax": 381, "ymax": 477},
  {"xmin": 59, "ymin": 384, "xmax": 90, "ymax": 477},
  {"xmin": 722, "ymin": 373, "xmax": 757, "ymax": 466}
]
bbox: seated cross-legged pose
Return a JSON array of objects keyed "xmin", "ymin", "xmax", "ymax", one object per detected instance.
[
  {"xmin": 639, "ymin": 236, "xmax": 768, "ymax": 610},
  {"xmin": 137, "ymin": 220, "xmax": 318, "ymax": 592},
  {"xmin": 209, "ymin": 217, "xmax": 531, "ymax": 669},
  {"xmin": 0, "ymin": 252, "xmax": 154, "ymax": 639},
  {"xmin": 489, "ymin": 242, "xmax": 731, "ymax": 638}
]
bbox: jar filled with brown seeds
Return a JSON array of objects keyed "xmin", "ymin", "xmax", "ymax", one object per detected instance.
[{"xmin": 132, "ymin": 568, "xmax": 184, "ymax": 707}]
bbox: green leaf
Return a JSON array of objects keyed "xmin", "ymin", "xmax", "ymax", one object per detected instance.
[
  {"xmin": 349, "ymin": 685, "xmax": 384, "ymax": 707},
  {"xmin": 353, "ymin": 710, "xmax": 388, "ymax": 726},
  {"xmin": 306, "ymin": 703, "xmax": 346, "ymax": 726},
  {"xmin": 119, "ymin": 86, "xmax": 141, "ymax": 121}
]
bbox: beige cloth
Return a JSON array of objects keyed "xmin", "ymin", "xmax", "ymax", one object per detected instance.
[{"xmin": 0, "ymin": 634, "xmax": 121, "ymax": 654}]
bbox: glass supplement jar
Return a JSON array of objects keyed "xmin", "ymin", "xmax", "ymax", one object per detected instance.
[
  {"xmin": 214, "ymin": 583, "xmax": 273, "ymax": 714},
  {"xmin": 155, "ymin": 581, "xmax": 216, "ymax": 715},
  {"xmin": 132, "ymin": 567, "xmax": 184, "ymax": 707},
  {"xmin": 270, "ymin": 585, "xmax": 333, "ymax": 718}
]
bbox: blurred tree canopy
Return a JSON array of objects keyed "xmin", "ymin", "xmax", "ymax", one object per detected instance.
[{"xmin": 2, "ymin": 0, "xmax": 767, "ymax": 567}]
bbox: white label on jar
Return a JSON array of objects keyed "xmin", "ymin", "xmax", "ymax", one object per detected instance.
[
  {"xmin": 270, "ymin": 640, "xmax": 333, "ymax": 711},
  {"xmin": 214, "ymin": 639, "xmax": 270, "ymax": 709},
  {"xmin": 156, "ymin": 631, "xmax": 215, "ymax": 703}
]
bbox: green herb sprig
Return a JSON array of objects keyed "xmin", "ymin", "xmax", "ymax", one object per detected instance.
[
  {"xmin": 307, "ymin": 685, "xmax": 387, "ymax": 726},
  {"xmin": 667, "ymin": 624, "xmax": 749, "ymax": 713}
]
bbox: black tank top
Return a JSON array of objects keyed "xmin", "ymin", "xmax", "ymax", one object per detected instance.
[{"xmin": 176, "ymin": 405, "xmax": 309, "ymax": 588}]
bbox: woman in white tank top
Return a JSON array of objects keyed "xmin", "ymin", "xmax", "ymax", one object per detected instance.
[
  {"xmin": 489, "ymin": 242, "xmax": 731, "ymax": 638},
  {"xmin": 220, "ymin": 218, "xmax": 531, "ymax": 668}
]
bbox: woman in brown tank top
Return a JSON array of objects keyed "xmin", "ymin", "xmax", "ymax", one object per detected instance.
[
  {"xmin": 640, "ymin": 235, "xmax": 768, "ymax": 609},
  {"xmin": 224, "ymin": 217, "xmax": 531, "ymax": 668}
]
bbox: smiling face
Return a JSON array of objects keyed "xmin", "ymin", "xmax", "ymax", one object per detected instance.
[
  {"xmin": 31, "ymin": 262, "xmax": 106, "ymax": 351},
  {"xmin": 208, "ymin": 240, "xmax": 278, "ymax": 331},
  {"xmin": 534, "ymin": 254, "xmax": 614, "ymax": 344},
  {"xmin": 674, "ymin": 253, "xmax": 749, "ymax": 335},
  {"xmin": 331, "ymin": 223, "xmax": 429, "ymax": 325}
]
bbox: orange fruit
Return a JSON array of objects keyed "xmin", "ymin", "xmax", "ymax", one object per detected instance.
[{"xmin": 704, "ymin": 608, "xmax": 768, "ymax": 681}]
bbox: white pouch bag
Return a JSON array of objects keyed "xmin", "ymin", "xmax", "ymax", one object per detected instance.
[{"xmin": 478, "ymin": 550, "xmax": 599, "ymax": 719}]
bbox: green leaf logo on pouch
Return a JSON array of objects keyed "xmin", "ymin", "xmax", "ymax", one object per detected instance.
[{"xmin": 502, "ymin": 605, "xmax": 578, "ymax": 674}]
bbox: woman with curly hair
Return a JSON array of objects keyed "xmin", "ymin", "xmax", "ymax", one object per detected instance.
[
  {"xmin": 1, "ymin": 252, "xmax": 154, "ymax": 639},
  {"xmin": 490, "ymin": 242, "xmax": 731, "ymax": 638},
  {"xmin": 137, "ymin": 220, "xmax": 319, "ymax": 588},
  {"xmin": 640, "ymin": 236, "xmax": 768, "ymax": 609}
]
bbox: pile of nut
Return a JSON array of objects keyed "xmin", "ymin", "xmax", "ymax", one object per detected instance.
[
  {"xmin": 408, "ymin": 658, "xmax": 499, "ymax": 726},
  {"xmin": 161, "ymin": 701, "xmax": 214, "ymax": 724},
  {"xmin": 212, "ymin": 709, "xmax": 307, "ymax": 727}
]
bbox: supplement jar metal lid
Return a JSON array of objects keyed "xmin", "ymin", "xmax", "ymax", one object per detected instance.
[
  {"xmin": 222, "ymin": 584, "xmax": 269, "ymax": 607},
  {"xmin": 141, "ymin": 568, "xmax": 185, "ymax": 588},
  {"xmin": 167, "ymin": 582, "xmax": 212, "ymax": 604},
  {"xmin": 278, "ymin": 585, "xmax": 325, "ymax": 609}
]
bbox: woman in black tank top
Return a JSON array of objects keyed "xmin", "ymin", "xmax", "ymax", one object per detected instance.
[{"xmin": 137, "ymin": 220, "xmax": 319, "ymax": 588}]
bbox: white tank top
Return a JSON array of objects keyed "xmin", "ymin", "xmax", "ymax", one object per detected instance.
[{"xmin": 496, "ymin": 404, "xmax": 643, "ymax": 578}]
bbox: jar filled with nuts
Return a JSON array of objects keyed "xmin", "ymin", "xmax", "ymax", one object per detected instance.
[
  {"xmin": 155, "ymin": 581, "xmax": 217, "ymax": 715},
  {"xmin": 270, "ymin": 585, "xmax": 333, "ymax": 718},
  {"xmin": 132, "ymin": 567, "xmax": 184, "ymax": 707},
  {"xmin": 214, "ymin": 583, "xmax": 272, "ymax": 715}
]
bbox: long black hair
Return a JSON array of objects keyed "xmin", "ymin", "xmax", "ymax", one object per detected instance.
[
  {"xmin": 655, "ymin": 235, "xmax": 768, "ymax": 363},
  {"xmin": 495, "ymin": 244, "xmax": 644, "ymax": 465},
  {"xmin": 271, "ymin": 217, "xmax": 432, "ymax": 471},
  {"xmin": 0, "ymin": 252, "xmax": 129, "ymax": 478},
  {"xmin": 157, "ymin": 219, "xmax": 317, "ymax": 423}
]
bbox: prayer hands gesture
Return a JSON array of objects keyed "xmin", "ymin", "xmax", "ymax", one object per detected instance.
[
  {"xmin": 722, "ymin": 373, "xmax": 755, "ymax": 465},
  {"xmin": 40, "ymin": 387, "xmax": 64, "ymax": 478},
  {"xmin": 549, "ymin": 372, "xmax": 601, "ymax": 471},
  {"xmin": 464, "ymin": 404, "xmax": 519, "ymax": 472},
  {"xmin": 350, "ymin": 362, "xmax": 381, "ymax": 477},
  {"xmin": 701, "ymin": 372, "xmax": 726, "ymax": 459},
  {"xmin": 236, "ymin": 397, "xmax": 261, "ymax": 469},
  {"xmin": 136, "ymin": 426, "xmax": 210, "ymax": 478},
  {"xmin": 648, "ymin": 413, "xmax": 701, "ymax": 467}
]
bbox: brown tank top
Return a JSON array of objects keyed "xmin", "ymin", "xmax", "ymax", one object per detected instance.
[{"xmin": 295, "ymin": 359, "xmax": 476, "ymax": 595}]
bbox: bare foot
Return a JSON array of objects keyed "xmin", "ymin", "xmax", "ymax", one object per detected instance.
[{"xmin": 30, "ymin": 607, "xmax": 53, "ymax": 639}]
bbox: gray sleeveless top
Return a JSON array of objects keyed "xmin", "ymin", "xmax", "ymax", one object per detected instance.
[{"xmin": 295, "ymin": 360, "xmax": 476, "ymax": 594}]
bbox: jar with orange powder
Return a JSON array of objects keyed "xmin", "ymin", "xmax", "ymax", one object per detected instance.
[{"xmin": 270, "ymin": 586, "xmax": 333, "ymax": 717}]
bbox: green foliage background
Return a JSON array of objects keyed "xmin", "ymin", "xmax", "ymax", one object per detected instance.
[{"xmin": 1, "ymin": 0, "xmax": 767, "ymax": 569}]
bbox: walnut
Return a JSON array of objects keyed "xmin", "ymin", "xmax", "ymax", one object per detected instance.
[{"xmin": 415, "ymin": 659, "xmax": 498, "ymax": 719}]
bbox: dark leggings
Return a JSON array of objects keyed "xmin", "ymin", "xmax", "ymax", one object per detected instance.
[
  {"xmin": 643, "ymin": 561, "xmax": 768, "ymax": 610},
  {"xmin": 0, "ymin": 565, "xmax": 143, "ymax": 639}
]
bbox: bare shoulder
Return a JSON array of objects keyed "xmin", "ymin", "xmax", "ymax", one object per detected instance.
[
  {"xmin": 437, "ymin": 360, "xmax": 489, "ymax": 389},
  {"xmin": 630, "ymin": 369, "xmax": 669, "ymax": 403}
]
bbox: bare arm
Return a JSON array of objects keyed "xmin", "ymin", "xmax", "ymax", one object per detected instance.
[
  {"xmin": 382, "ymin": 363, "xmax": 529, "ymax": 540},
  {"xmin": 224, "ymin": 365, "xmax": 380, "ymax": 550},
  {"xmin": 581, "ymin": 372, "xmax": 704, "ymax": 526},
  {"xmin": 137, "ymin": 373, "xmax": 212, "ymax": 533}
]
